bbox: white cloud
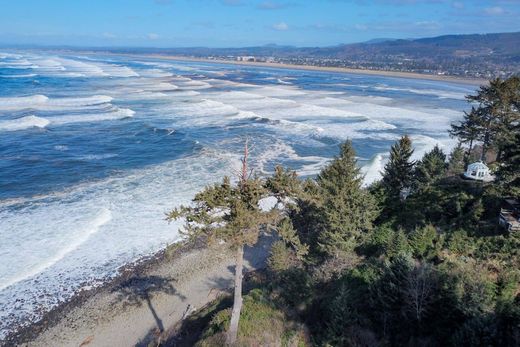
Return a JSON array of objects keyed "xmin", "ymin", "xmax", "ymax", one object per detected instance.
[
  {"xmin": 272, "ymin": 22, "xmax": 289, "ymax": 31},
  {"xmin": 147, "ymin": 33, "xmax": 160, "ymax": 40}
]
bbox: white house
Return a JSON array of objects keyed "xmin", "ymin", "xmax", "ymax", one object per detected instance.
[{"xmin": 463, "ymin": 161, "xmax": 494, "ymax": 182}]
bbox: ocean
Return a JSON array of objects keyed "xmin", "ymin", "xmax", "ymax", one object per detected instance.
[{"xmin": 0, "ymin": 50, "xmax": 474, "ymax": 337}]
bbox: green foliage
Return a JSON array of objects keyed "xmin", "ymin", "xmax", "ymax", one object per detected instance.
[
  {"xmin": 276, "ymin": 218, "xmax": 309, "ymax": 260},
  {"xmin": 268, "ymin": 240, "xmax": 299, "ymax": 273},
  {"xmin": 447, "ymin": 229, "xmax": 477, "ymax": 256},
  {"xmin": 496, "ymin": 129, "xmax": 520, "ymax": 198},
  {"xmin": 382, "ymin": 135, "xmax": 415, "ymax": 199},
  {"xmin": 366, "ymin": 223, "xmax": 395, "ymax": 256},
  {"xmin": 451, "ymin": 76, "xmax": 520, "ymax": 162},
  {"xmin": 448, "ymin": 143, "xmax": 466, "ymax": 176},
  {"xmin": 275, "ymin": 267, "xmax": 314, "ymax": 310},
  {"xmin": 409, "ymin": 224, "xmax": 438, "ymax": 259},
  {"xmin": 316, "ymin": 140, "xmax": 378, "ymax": 258},
  {"xmin": 196, "ymin": 289, "xmax": 309, "ymax": 347},
  {"xmin": 384, "ymin": 229, "xmax": 412, "ymax": 259},
  {"xmin": 442, "ymin": 261, "xmax": 497, "ymax": 317},
  {"xmin": 265, "ymin": 165, "xmax": 302, "ymax": 201},
  {"xmin": 414, "ymin": 145, "xmax": 448, "ymax": 187},
  {"xmin": 447, "ymin": 142, "xmax": 466, "ymax": 176},
  {"xmin": 166, "ymin": 174, "xmax": 273, "ymax": 248},
  {"xmin": 450, "ymin": 107, "xmax": 483, "ymax": 159}
]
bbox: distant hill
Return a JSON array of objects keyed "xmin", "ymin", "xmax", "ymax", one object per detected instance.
[{"xmin": 36, "ymin": 31, "xmax": 520, "ymax": 78}]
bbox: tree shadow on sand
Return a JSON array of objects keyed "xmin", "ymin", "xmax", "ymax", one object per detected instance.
[{"xmin": 112, "ymin": 275, "xmax": 186, "ymax": 345}]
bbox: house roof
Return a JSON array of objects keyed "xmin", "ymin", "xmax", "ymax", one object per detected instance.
[{"xmin": 467, "ymin": 161, "xmax": 489, "ymax": 171}]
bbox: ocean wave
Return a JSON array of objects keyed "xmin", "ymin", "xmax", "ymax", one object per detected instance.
[
  {"xmin": 0, "ymin": 73, "xmax": 38, "ymax": 78},
  {"xmin": 361, "ymin": 153, "xmax": 386, "ymax": 186},
  {"xmin": 0, "ymin": 208, "xmax": 112, "ymax": 292},
  {"xmin": 374, "ymin": 84, "xmax": 467, "ymax": 100},
  {"xmin": 0, "ymin": 115, "xmax": 50, "ymax": 131},
  {"xmin": 0, "ymin": 94, "xmax": 113, "ymax": 111},
  {"xmin": 51, "ymin": 108, "xmax": 135, "ymax": 125}
]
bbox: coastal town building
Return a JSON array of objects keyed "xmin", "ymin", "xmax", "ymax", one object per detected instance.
[{"xmin": 236, "ymin": 56, "xmax": 256, "ymax": 62}]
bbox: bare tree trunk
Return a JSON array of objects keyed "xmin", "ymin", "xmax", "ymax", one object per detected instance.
[
  {"xmin": 226, "ymin": 245, "xmax": 244, "ymax": 346},
  {"xmin": 226, "ymin": 139, "xmax": 249, "ymax": 345}
]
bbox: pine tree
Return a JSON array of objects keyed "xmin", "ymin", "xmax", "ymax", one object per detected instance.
[
  {"xmin": 449, "ymin": 107, "xmax": 483, "ymax": 161},
  {"xmin": 468, "ymin": 77, "xmax": 520, "ymax": 161},
  {"xmin": 382, "ymin": 135, "xmax": 416, "ymax": 200},
  {"xmin": 451, "ymin": 77, "xmax": 520, "ymax": 162},
  {"xmin": 447, "ymin": 143, "xmax": 466, "ymax": 176},
  {"xmin": 414, "ymin": 145, "xmax": 447, "ymax": 187},
  {"xmin": 496, "ymin": 129, "xmax": 520, "ymax": 199},
  {"xmin": 316, "ymin": 140, "xmax": 378, "ymax": 258},
  {"xmin": 166, "ymin": 141, "xmax": 305, "ymax": 345}
]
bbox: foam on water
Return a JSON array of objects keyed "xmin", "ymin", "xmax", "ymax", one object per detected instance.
[
  {"xmin": 0, "ymin": 73, "xmax": 38, "ymax": 78},
  {"xmin": 0, "ymin": 208, "xmax": 112, "ymax": 292},
  {"xmin": 0, "ymin": 115, "xmax": 50, "ymax": 131},
  {"xmin": 0, "ymin": 95, "xmax": 113, "ymax": 111},
  {"xmin": 361, "ymin": 153, "xmax": 386, "ymax": 186},
  {"xmin": 50, "ymin": 108, "xmax": 135, "ymax": 125}
]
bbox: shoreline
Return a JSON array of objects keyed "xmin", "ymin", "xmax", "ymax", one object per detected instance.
[
  {"xmin": 117, "ymin": 52, "xmax": 487, "ymax": 86},
  {"xmin": 1, "ymin": 241, "xmax": 192, "ymax": 346},
  {"xmin": 4, "ymin": 235, "xmax": 274, "ymax": 347}
]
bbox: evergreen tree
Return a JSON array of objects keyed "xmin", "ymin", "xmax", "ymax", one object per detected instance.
[
  {"xmin": 449, "ymin": 107, "xmax": 483, "ymax": 161},
  {"xmin": 468, "ymin": 77, "xmax": 520, "ymax": 161},
  {"xmin": 316, "ymin": 140, "xmax": 378, "ymax": 258},
  {"xmin": 414, "ymin": 145, "xmax": 448, "ymax": 187},
  {"xmin": 496, "ymin": 129, "xmax": 520, "ymax": 198},
  {"xmin": 166, "ymin": 142, "xmax": 304, "ymax": 345},
  {"xmin": 382, "ymin": 135, "xmax": 415, "ymax": 200},
  {"xmin": 451, "ymin": 77, "xmax": 520, "ymax": 162},
  {"xmin": 447, "ymin": 143, "xmax": 466, "ymax": 176}
]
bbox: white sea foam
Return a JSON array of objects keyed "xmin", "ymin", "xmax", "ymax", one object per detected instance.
[
  {"xmin": 50, "ymin": 108, "xmax": 135, "ymax": 125},
  {"xmin": 373, "ymin": 85, "xmax": 468, "ymax": 100},
  {"xmin": 0, "ymin": 208, "xmax": 112, "ymax": 292},
  {"xmin": 0, "ymin": 95, "xmax": 113, "ymax": 111},
  {"xmin": 0, "ymin": 73, "xmax": 38, "ymax": 78},
  {"xmin": 361, "ymin": 153, "xmax": 386, "ymax": 186},
  {"xmin": 0, "ymin": 115, "xmax": 50, "ymax": 131}
]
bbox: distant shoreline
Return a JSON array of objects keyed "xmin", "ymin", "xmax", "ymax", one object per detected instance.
[{"xmin": 122, "ymin": 53, "xmax": 487, "ymax": 86}]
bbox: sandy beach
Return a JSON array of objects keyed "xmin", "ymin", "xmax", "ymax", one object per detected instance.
[
  {"xmin": 126, "ymin": 53, "xmax": 488, "ymax": 86},
  {"xmin": 4, "ymin": 235, "xmax": 274, "ymax": 347}
]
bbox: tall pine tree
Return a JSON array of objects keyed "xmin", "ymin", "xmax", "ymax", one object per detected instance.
[
  {"xmin": 449, "ymin": 107, "xmax": 483, "ymax": 161},
  {"xmin": 316, "ymin": 140, "xmax": 377, "ymax": 258},
  {"xmin": 451, "ymin": 77, "xmax": 520, "ymax": 162},
  {"xmin": 166, "ymin": 142, "xmax": 305, "ymax": 345},
  {"xmin": 382, "ymin": 135, "xmax": 416, "ymax": 200}
]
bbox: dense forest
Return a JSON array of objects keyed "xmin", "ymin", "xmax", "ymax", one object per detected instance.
[{"xmin": 166, "ymin": 76, "xmax": 520, "ymax": 346}]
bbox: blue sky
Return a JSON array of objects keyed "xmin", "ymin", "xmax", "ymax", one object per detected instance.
[{"xmin": 0, "ymin": 0, "xmax": 519, "ymax": 47}]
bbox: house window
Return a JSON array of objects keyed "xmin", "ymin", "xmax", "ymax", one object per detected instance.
[{"xmin": 471, "ymin": 170, "xmax": 477, "ymax": 176}]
